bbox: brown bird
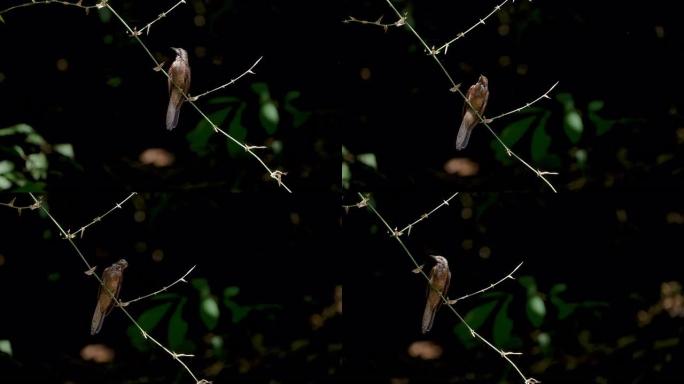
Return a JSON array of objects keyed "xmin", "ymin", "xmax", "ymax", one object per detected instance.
[
  {"xmin": 455, "ymin": 75, "xmax": 489, "ymax": 150},
  {"xmin": 91, "ymin": 259, "xmax": 128, "ymax": 335},
  {"xmin": 166, "ymin": 47, "xmax": 191, "ymax": 130},
  {"xmin": 421, "ymin": 255, "xmax": 451, "ymax": 334}
]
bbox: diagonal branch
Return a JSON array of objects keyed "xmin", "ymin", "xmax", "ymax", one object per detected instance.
[
  {"xmin": 130, "ymin": 0, "xmax": 186, "ymax": 36},
  {"xmin": 360, "ymin": 193, "xmax": 537, "ymax": 384},
  {"xmin": 189, "ymin": 56, "xmax": 263, "ymax": 101},
  {"xmin": 63, "ymin": 192, "xmax": 137, "ymax": 239},
  {"xmin": 486, "ymin": 81, "xmax": 559, "ymax": 123},
  {"xmin": 29, "ymin": 193, "xmax": 207, "ymax": 384},
  {"xmin": 397, "ymin": 192, "xmax": 459, "ymax": 236},
  {"xmin": 448, "ymin": 262, "xmax": 523, "ymax": 304},
  {"xmin": 121, "ymin": 265, "xmax": 196, "ymax": 306},
  {"xmin": 436, "ymin": 0, "xmax": 513, "ymax": 55}
]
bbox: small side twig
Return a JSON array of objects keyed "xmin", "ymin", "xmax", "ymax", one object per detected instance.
[
  {"xmin": 342, "ymin": 14, "xmax": 406, "ymax": 32},
  {"xmin": 121, "ymin": 265, "xmax": 196, "ymax": 306},
  {"xmin": 62, "ymin": 192, "xmax": 137, "ymax": 239},
  {"xmin": 486, "ymin": 81, "xmax": 559, "ymax": 123},
  {"xmin": 436, "ymin": 0, "xmax": 512, "ymax": 55},
  {"xmin": 447, "ymin": 262, "xmax": 523, "ymax": 304},
  {"xmin": 0, "ymin": 0, "xmax": 103, "ymax": 18},
  {"xmin": 342, "ymin": 194, "xmax": 370, "ymax": 213},
  {"xmin": 360, "ymin": 193, "xmax": 537, "ymax": 384},
  {"xmin": 130, "ymin": 0, "xmax": 186, "ymax": 36},
  {"xmin": 398, "ymin": 192, "xmax": 459, "ymax": 236},
  {"xmin": 188, "ymin": 56, "xmax": 263, "ymax": 101},
  {"xmin": 0, "ymin": 196, "xmax": 42, "ymax": 215}
]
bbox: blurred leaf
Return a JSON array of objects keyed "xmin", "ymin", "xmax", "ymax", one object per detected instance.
[
  {"xmin": 550, "ymin": 283, "xmax": 567, "ymax": 296},
  {"xmin": 127, "ymin": 303, "xmax": 173, "ymax": 351},
  {"xmin": 168, "ymin": 298, "xmax": 188, "ymax": 351},
  {"xmin": 187, "ymin": 107, "xmax": 232, "ymax": 156},
  {"xmin": 107, "ymin": 77, "xmax": 122, "ymax": 88},
  {"xmin": 555, "ymin": 93, "xmax": 575, "ymax": 110},
  {"xmin": 0, "ymin": 160, "xmax": 14, "ymax": 174},
  {"xmin": 588, "ymin": 100, "xmax": 604, "ymax": 112},
  {"xmin": 564, "ymin": 110, "xmax": 583, "ymax": 144},
  {"xmin": 223, "ymin": 286, "xmax": 240, "ymax": 299},
  {"xmin": 357, "ymin": 153, "xmax": 377, "ymax": 169},
  {"xmin": 491, "ymin": 116, "xmax": 536, "ymax": 165},
  {"xmin": 454, "ymin": 301, "xmax": 497, "ymax": 347},
  {"xmin": 493, "ymin": 296, "xmax": 513, "ymax": 346},
  {"xmin": 0, "ymin": 340, "xmax": 12, "ymax": 356},
  {"xmin": 0, "ymin": 124, "xmax": 33, "ymax": 136},
  {"xmin": 574, "ymin": 148, "xmax": 588, "ymax": 168},
  {"xmin": 342, "ymin": 162, "xmax": 351, "ymax": 190},
  {"xmin": 531, "ymin": 112, "xmax": 552, "ymax": 162},
  {"xmin": 200, "ymin": 296, "xmax": 220, "ymax": 330},
  {"xmin": 54, "ymin": 144, "xmax": 74, "ymax": 159},
  {"xmin": 208, "ymin": 96, "xmax": 240, "ymax": 105},
  {"xmin": 227, "ymin": 103, "xmax": 247, "ymax": 157},
  {"xmin": 518, "ymin": 276, "xmax": 537, "ymax": 294},
  {"xmin": 225, "ymin": 302, "xmax": 250, "ymax": 324},
  {"xmin": 191, "ymin": 278, "xmax": 210, "ymax": 297},
  {"xmin": 26, "ymin": 153, "xmax": 47, "ymax": 180},
  {"xmin": 537, "ymin": 332, "xmax": 551, "ymax": 353},
  {"xmin": 0, "ymin": 176, "xmax": 10, "ymax": 190},
  {"xmin": 250, "ymin": 82, "xmax": 270, "ymax": 101},
  {"xmin": 284, "ymin": 90, "xmax": 311, "ymax": 127},
  {"xmin": 26, "ymin": 133, "xmax": 47, "ymax": 146},
  {"xmin": 527, "ymin": 295, "xmax": 546, "ymax": 327},
  {"xmin": 260, "ymin": 101, "xmax": 279, "ymax": 135}
]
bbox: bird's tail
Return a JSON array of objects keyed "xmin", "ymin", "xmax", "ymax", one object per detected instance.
[
  {"xmin": 421, "ymin": 301, "xmax": 439, "ymax": 334},
  {"xmin": 91, "ymin": 302, "xmax": 105, "ymax": 335},
  {"xmin": 455, "ymin": 121, "xmax": 472, "ymax": 150},
  {"xmin": 166, "ymin": 99, "xmax": 181, "ymax": 131}
]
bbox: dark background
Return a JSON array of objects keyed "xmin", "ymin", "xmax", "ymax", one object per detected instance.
[
  {"xmin": 342, "ymin": 191, "xmax": 683, "ymax": 382},
  {"xmin": 0, "ymin": 0, "xmax": 339, "ymax": 192},
  {"xmin": 0, "ymin": 192, "xmax": 341, "ymax": 383},
  {"xmin": 341, "ymin": 0, "xmax": 683, "ymax": 191}
]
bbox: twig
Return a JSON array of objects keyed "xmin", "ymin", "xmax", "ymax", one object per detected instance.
[
  {"xmin": 0, "ymin": 0, "xmax": 102, "ymax": 18},
  {"xmin": 121, "ymin": 265, "xmax": 196, "ymax": 306},
  {"xmin": 447, "ymin": 262, "xmax": 523, "ymax": 304},
  {"xmin": 342, "ymin": 194, "xmax": 370, "ymax": 213},
  {"xmin": 189, "ymin": 56, "xmax": 262, "ymax": 101},
  {"xmin": 129, "ymin": 0, "xmax": 186, "ymax": 37},
  {"xmin": 361, "ymin": 193, "xmax": 537, "ymax": 384},
  {"xmin": 342, "ymin": 14, "xmax": 406, "ymax": 32},
  {"xmin": 435, "ymin": 0, "xmax": 512, "ymax": 55},
  {"xmin": 28, "ymin": 193, "xmax": 207, "ymax": 384},
  {"xmin": 486, "ymin": 81, "xmax": 559, "ymax": 123},
  {"xmin": 398, "ymin": 192, "xmax": 459, "ymax": 236},
  {"xmin": 0, "ymin": 196, "xmax": 42, "ymax": 215},
  {"xmin": 62, "ymin": 192, "xmax": 137, "ymax": 239}
]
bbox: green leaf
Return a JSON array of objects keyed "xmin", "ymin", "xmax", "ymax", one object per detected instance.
[
  {"xmin": 223, "ymin": 286, "xmax": 240, "ymax": 299},
  {"xmin": 250, "ymin": 82, "xmax": 270, "ymax": 101},
  {"xmin": 191, "ymin": 278, "xmax": 210, "ymax": 297},
  {"xmin": 26, "ymin": 153, "xmax": 47, "ymax": 180},
  {"xmin": 531, "ymin": 112, "xmax": 552, "ymax": 162},
  {"xmin": 227, "ymin": 103, "xmax": 247, "ymax": 157},
  {"xmin": 341, "ymin": 162, "xmax": 351, "ymax": 190},
  {"xmin": 260, "ymin": 101, "xmax": 279, "ymax": 135},
  {"xmin": 493, "ymin": 296, "xmax": 513, "ymax": 347},
  {"xmin": 550, "ymin": 283, "xmax": 567, "ymax": 296},
  {"xmin": 491, "ymin": 116, "xmax": 536, "ymax": 165},
  {"xmin": 574, "ymin": 148, "xmax": 588, "ymax": 168},
  {"xmin": 0, "ymin": 15, "xmax": 5, "ymax": 24},
  {"xmin": 0, "ymin": 340, "xmax": 12, "ymax": 356},
  {"xmin": 53, "ymin": 144, "xmax": 74, "ymax": 159},
  {"xmin": 187, "ymin": 107, "xmax": 232, "ymax": 156},
  {"xmin": 0, "ymin": 124, "xmax": 33, "ymax": 136},
  {"xmin": 226, "ymin": 302, "xmax": 250, "ymax": 324},
  {"xmin": 564, "ymin": 110, "xmax": 583, "ymax": 144},
  {"xmin": 200, "ymin": 296, "xmax": 220, "ymax": 330},
  {"xmin": 527, "ymin": 295, "xmax": 546, "ymax": 327},
  {"xmin": 26, "ymin": 132, "xmax": 46, "ymax": 146},
  {"xmin": 168, "ymin": 298, "xmax": 188, "ymax": 351},
  {"xmin": 107, "ymin": 77, "xmax": 122, "ymax": 88},
  {"xmin": 0, "ymin": 160, "xmax": 14, "ymax": 174},
  {"xmin": 518, "ymin": 276, "xmax": 537, "ymax": 294},
  {"xmin": 0, "ymin": 176, "xmax": 11, "ymax": 190},
  {"xmin": 127, "ymin": 303, "xmax": 173, "ymax": 351},
  {"xmin": 588, "ymin": 100, "xmax": 604, "ymax": 112},
  {"xmin": 588, "ymin": 111, "xmax": 615, "ymax": 136},
  {"xmin": 454, "ymin": 301, "xmax": 498, "ymax": 347},
  {"xmin": 357, "ymin": 153, "xmax": 377, "ymax": 169},
  {"xmin": 284, "ymin": 90, "xmax": 311, "ymax": 127},
  {"xmin": 555, "ymin": 93, "xmax": 575, "ymax": 111}
]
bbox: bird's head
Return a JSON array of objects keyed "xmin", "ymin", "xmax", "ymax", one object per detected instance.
[
  {"xmin": 429, "ymin": 255, "xmax": 449, "ymax": 266},
  {"xmin": 478, "ymin": 75, "xmax": 489, "ymax": 87}
]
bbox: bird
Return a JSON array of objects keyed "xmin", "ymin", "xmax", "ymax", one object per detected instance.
[
  {"xmin": 166, "ymin": 47, "xmax": 191, "ymax": 130},
  {"xmin": 421, "ymin": 255, "xmax": 451, "ymax": 334},
  {"xmin": 91, "ymin": 259, "xmax": 128, "ymax": 335},
  {"xmin": 455, "ymin": 75, "xmax": 489, "ymax": 150}
]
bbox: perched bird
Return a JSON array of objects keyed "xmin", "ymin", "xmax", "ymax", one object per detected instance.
[
  {"xmin": 166, "ymin": 47, "xmax": 191, "ymax": 130},
  {"xmin": 455, "ymin": 75, "xmax": 489, "ymax": 150},
  {"xmin": 91, "ymin": 259, "xmax": 128, "ymax": 335},
  {"xmin": 421, "ymin": 255, "xmax": 451, "ymax": 334}
]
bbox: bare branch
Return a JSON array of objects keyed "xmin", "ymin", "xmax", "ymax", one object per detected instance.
[
  {"xmin": 0, "ymin": 196, "xmax": 42, "ymax": 215},
  {"xmin": 398, "ymin": 192, "xmax": 459, "ymax": 236},
  {"xmin": 486, "ymin": 81, "xmax": 559, "ymax": 123},
  {"xmin": 121, "ymin": 265, "xmax": 196, "ymax": 306},
  {"xmin": 189, "ymin": 56, "xmax": 263, "ymax": 101},
  {"xmin": 361, "ymin": 193, "xmax": 537, "ymax": 384},
  {"xmin": 342, "ymin": 14, "xmax": 406, "ymax": 32},
  {"xmin": 62, "ymin": 192, "xmax": 137, "ymax": 239},
  {"xmin": 436, "ymin": 0, "xmax": 513, "ymax": 55},
  {"xmin": 28, "ymin": 193, "xmax": 207, "ymax": 384},
  {"xmin": 447, "ymin": 262, "xmax": 523, "ymax": 304},
  {"xmin": 342, "ymin": 194, "xmax": 370, "ymax": 213},
  {"xmin": 0, "ymin": 0, "xmax": 102, "ymax": 18},
  {"xmin": 130, "ymin": 0, "xmax": 187, "ymax": 37}
]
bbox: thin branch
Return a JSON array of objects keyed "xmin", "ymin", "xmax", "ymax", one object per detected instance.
[
  {"xmin": 0, "ymin": 196, "xmax": 42, "ymax": 215},
  {"xmin": 342, "ymin": 194, "xmax": 370, "ymax": 213},
  {"xmin": 348, "ymin": 1, "xmax": 559, "ymax": 192},
  {"xmin": 486, "ymin": 81, "xmax": 559, "ymax": 123},
  {"xmin": 436, "ymin": 0, "xmax": 512, "ymax": 55},
  {"xmin": 121, "ymin": 265, "xmax": 196, "ymax": 306},
  {"xmin": 63, "ymin": 192, "xmax": 137, "ymax": 239},
  {"xmin": 103, "ymin": 3, "xmax": 291, "ymax": 193},
  {"xmin": 0, "ymin": 0, "xmax": 103, "ymax": 18},
  {"xmin": 448, "ymin": 262, "xmax": 523, "ymax": 304},
  {"xmin": 189, "ymin": 56, "xmax": 263, "ymax": 101},
  {"xmin": 398, "ymin": 192, "xmax": 459, "ymax": 236},
  {"xmin": 361, "ymin": 193, "xmax": 536, "ymax": 384},
  {"xmin": 342, "ymin": 14, "xmax": 406, "ymax": 32},
  {"xmin": 29, "ymin": 193, "xmax": 206, "ymax": 384},
  {"xmin": 130, "ymin": 0, "xmax": 186, "ymax": 37}
]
